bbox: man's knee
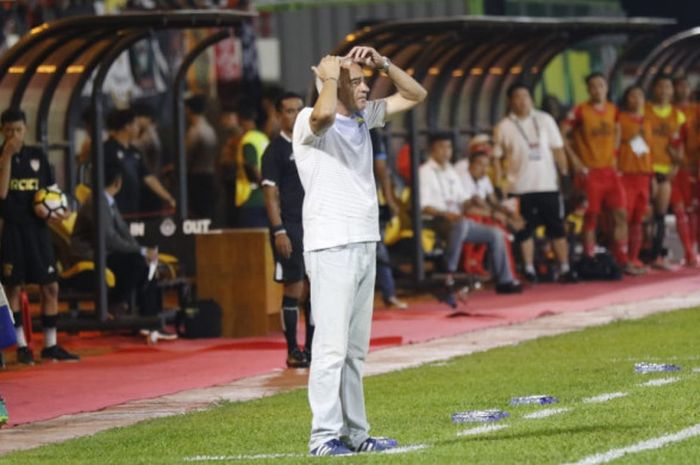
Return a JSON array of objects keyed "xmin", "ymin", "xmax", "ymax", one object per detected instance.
[
  {"xmin": 613, "ymin": 208, "xmax": 627, "ymax": 223},
  {"xmin": 40, "ymin": 282, "xmax": 59, "ymax": 302}
]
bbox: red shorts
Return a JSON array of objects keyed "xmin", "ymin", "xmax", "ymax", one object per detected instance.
[
  {"xmin": 580, "ymin": 167, "xmax": 627, "ymax": 215},
  {"xmin": 670, "ymin": 168, "xmax": 698, "ymax": 208},
  {"xmin": 621, "ymin": 173, "xmax": 651, "ymax": 224}
]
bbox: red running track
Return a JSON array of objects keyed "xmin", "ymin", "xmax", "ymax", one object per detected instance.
[{"xmin": 2, "ymin": 268, "xmax": 699, "ymax": 427}]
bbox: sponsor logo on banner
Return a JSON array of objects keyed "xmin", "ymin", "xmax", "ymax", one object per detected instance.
[{"xmin": 160, "ymin": 218, "xmax": 177, "ymax": 237}]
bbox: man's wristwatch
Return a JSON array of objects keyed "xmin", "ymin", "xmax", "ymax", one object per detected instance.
[{"xmin": 379, "ymin": 56, "xmax": 391, "ymax": 72}]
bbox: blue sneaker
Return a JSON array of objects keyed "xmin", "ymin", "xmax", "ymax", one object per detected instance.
[
  {"xmin": 354, "ymin": 437, "xmax": 398, "ymax": 453},
  {"xmin": 310, "ymin": 439, "xmax": 353, "ymax": 456}
]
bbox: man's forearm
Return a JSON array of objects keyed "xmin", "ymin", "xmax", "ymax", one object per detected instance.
[
  {"xmin": 374, "ymin": 159, "xmax": 396, "ymax": 205},
  {"xmin": 386, "ymin": 63, "xmax": 427, "ymax": 103},
  {"xmin": 263, "ymin": 186, "xmax": 283, "ymax": 227},
  {"xmin": 145, "ymin": 176, "xmax": 174, "ymax": 203},
  {"xmin": 553, "ymin": 148, "xmax": 569, "ymax": 176},
  {"xmin": 0, "ymin": 157, "xmax": 12, "ymax": 199},
  {"xmin": 310, "ymin": 80, "xmax": 338, "ymax": 133}
]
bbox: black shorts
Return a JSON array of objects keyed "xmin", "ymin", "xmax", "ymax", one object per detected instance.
[
  {"xmin": 0, "ymin": 221, "xmax": 58, "ymax": 285},
  {"xmin": 270, "ymin": 222, "xmax": 305, "ymax": 283},
  {"xmin": 515, "ymin": 191, "xmax": 566, "ymax": 241}
]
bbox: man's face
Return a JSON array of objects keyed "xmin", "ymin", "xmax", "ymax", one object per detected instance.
[
  {"xmin": 125, "ymin": 120, "xmax": 139, "ymax": 141},
  {"xmin": 653, "ymin": 79, "xmax": 673, "ymax": 104},
  {"xmin": 468, "ymin": 154, "xmax": 489, "ymax": 180},
  {"xmin": 626, "ymin": 87, "xmax": 645, "ymax": 112},
  {"xmin": 510, "ymin": 88, "xmax": 533, "ymax": 115},
  {"xmin": 339, "ymin": 63, "xmax": 370, "ymax": 112},
  {"xmin": 2, "ymin": 120, "xmax": 26, "ymax": 143},
  {"xmin": 430, "ymin": 139, "xmax": 453, "ymax": 165},
  {"xmin": 587, "ymin": 76, "xmax": 608, "ymax": 103},
  {"xmin": 135, "ymin": 116, "xmax": 151, "ymax": 131},
  {"xmin": 674, "ymin": 79, "xmax": 690, "ymax": 102},
  {"xmin": 278, "ymin": 97, "xmax": 303, "ymax": 134}
]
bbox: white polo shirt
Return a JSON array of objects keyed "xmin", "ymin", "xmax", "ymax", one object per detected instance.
[
  {"xmin": 293, "ymin": 100, "xmax": 386, "ymax": 251},
  {"xmin": 419, "ymin": 158, "xmax": 468, "ymax": 215},
  {"xmin": 493, "ymin": 109, "xmax": 562, "ymax": 195},
  {"xmin": 454, "ymin": 159, "xmax": 495, "ymax": 200}
]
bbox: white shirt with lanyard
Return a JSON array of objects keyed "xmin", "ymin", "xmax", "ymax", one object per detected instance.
[{"xmin": 494, "ymin": 109, "xmax": 562, "ymax": 194}]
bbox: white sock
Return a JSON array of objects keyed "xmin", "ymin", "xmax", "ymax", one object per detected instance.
[
  {"xmin": 44, "ymin": 327, "xmax": 57, "ymax": 348},
  {"xmin": 525, "ymin": 264, "xmax": 536, "ymax": 274},
  {"xmin": 560, "ymin": 262, "xmax": 570, "ymax": 273},
  {"xmin": 15, "ymin": 326, "xmax": 27, "ymax": 348}
]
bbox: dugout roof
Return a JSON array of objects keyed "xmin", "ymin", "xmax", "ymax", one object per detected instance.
[
  {"xmin": 0, "ymin": 11, "xmax": 255, "ymax": 321},
  {"xmin": 330, "ymin": 16, "xmax": 674, "ymax": 281}
]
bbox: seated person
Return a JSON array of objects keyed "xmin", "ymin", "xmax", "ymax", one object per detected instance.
[
  {"xmin": 419, "ymin": 132, "xmax": 522, "ymax": 305},
  {"xmin": 70, "ymin": 162, "xmax": 162, "ymax": 319},
  {"xmin": 459, "ymin": 150, "xmax": 525, "ymax": 277}
]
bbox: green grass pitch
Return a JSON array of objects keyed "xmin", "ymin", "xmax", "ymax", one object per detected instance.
[{"xmin": 4, "ymin": 307, "xmax": 700, "ymax": 464}]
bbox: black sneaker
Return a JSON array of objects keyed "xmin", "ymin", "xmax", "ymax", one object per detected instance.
[
  {"xmin": 41, "ymin": 345, "xmax": 80, "ymax": 362},
  {"xmin": 16, "ymin": 346, "xmax": 34, "ymax": 365},
  {"xmin": 558, "ymin": 269, "xmax": 579, "ymax": 284},
  {"xmin": 524, "ymin": 270, "xmax": 538, "ymax": 283},
  {"xmin": 495, "ymin": 281, "xmax": 523, "ymax": 294},
  {"xmin": 303, "ymin": 348, "xmax": 312, "ymax": 363},
  {"xmin": 286, "ymin": 348, "xmax": 309, "ymax": 368}
]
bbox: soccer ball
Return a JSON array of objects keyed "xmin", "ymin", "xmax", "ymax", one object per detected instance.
[{"xmin": 33, "ymin": 185, "xmax": 68, "ymax": 220}]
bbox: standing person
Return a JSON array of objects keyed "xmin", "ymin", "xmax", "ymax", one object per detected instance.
[
  {"xmin": 294, "ymin": 47, "xmax": 426, "ymax": 455},
  {"xmin": 132, "ymin": 102, "xmax": 164, "ymax": 214},
  {"xmin": 646, "ymin": 75, "xmax": 686, "ymax": 268},
  {"xmin": 261, "ymin": 91, "xmax": 314, "ymax": 368},
  {"xmin": 494, "ymin": 83, "xmax": 576, "ymax": 283},
  {"xmin": 672, "ymin": 75, "xmax": 699, "ymax": 265},
  {"xmin": 371, "ymin": 128, "xmax": 407, "ymax": 309},
  {"xmin": 616, "ymin": 85, "xmax": 654, "ymax": 269},
  {"xmin": 562, "ymin": 73, "xmax": 640, "ymax": 274},
  {"xmin": 0, "ymin": 108, "xmax": 79, "ymax": 363},
  {"xmin": 236, "ymin": 100, "xmax": 270, "ymax": 227},
  {"xmin": 185, "ymin": 94, "xmax": 219, "ymax": 220},
  {"xmin": 104, "ymin": 109, "xmax": 176, "ymax": 216}
]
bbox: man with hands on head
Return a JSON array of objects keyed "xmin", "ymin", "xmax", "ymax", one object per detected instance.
[{"xmin": 294, "ymin": 46, "xmax": 426, "ymax": 456}]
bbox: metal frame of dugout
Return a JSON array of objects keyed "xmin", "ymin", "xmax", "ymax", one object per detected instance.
[
  {"xmin": 0, "ymin": 11, "xmax": 256, "ymax": 327},
  {"xmin": 327, "ymin": 16, "xmax": 675, "ymax": 282}
]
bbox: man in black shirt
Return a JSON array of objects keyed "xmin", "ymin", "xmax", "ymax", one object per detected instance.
[
  {"xmin": 261, "ymin": 92, "xmax": 314, "ymax": 368},
  {"xmin": 0, "ymin": 108, "xmax": 79, "ymax": 364},
  {"xmin": 104, "ymin": 109, "xmax": 175, "ymax": 216}
]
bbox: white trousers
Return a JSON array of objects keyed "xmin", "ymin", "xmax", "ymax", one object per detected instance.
[{"xmin": 304, "ymin": 242, "xmax": 376, "ymax": 451}]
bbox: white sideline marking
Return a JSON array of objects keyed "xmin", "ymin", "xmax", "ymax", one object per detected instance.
[
  {"xmin": 582, "ymin": 392, "xmax": 628, "ymax": 404},
  {"xmin": 559, "ymin": 423, "xmax": 700, "ymax": 465},
  {"xmin": 381, "ymin": 444, "xmax": 428, "ymax": 454},
  {"xmin": 183, "ymin": 444, "xmax": 428, "ymax": 461},
  {"xmin": 184, "ymin": 453, "xmax": 299, "ymax": 461},
  {"xmin": 523, "ymin": 408, "xmax": 570, "ymax": 419},
  {"xmin": 639, "ymin": 377, "xmax": 680, "ymax": 387},
  {"xmin": 692, "ymin": 367, "xmax": 700, "ymax": 373},
  {"xmin": 458, "ymin": 424, "xmax": 509, "ymax": 436}
]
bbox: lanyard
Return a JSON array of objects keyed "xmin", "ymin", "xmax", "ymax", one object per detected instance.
[{"xmin": 512, "ymin": 114, "xmax": 540, "ymax": 148}]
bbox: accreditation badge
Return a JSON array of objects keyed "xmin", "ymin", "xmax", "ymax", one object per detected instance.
[
  {"xmin": 527, "ymin": 143, "xmax": 542, "ymax": 161},
  {"xmin": 630, "ymin": 135, "xmax": 649, "ymax": 157}
]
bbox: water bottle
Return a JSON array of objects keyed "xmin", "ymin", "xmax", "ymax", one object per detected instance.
[
  {"xmin": 634, "ymin": 362, "xmax": 680, "ymax": 373},
  {"xmin": 510, "ymin": 395, "xmax": 559, "ymax": 406},
  {"xmin": 451, "ymin": 409, "xmax": 509, "ymax": 423}
]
